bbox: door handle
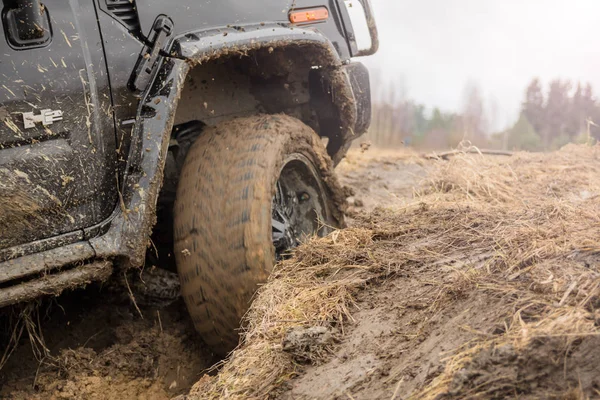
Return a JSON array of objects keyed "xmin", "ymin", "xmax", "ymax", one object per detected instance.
[{"xmin": 3, "ymin": 0, "xmax": 52, "ymax": 48}]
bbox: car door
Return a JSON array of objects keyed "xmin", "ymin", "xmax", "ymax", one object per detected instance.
[{"xmin": 0, "ymin": 0, "xmax": 117, "ymax": 251}]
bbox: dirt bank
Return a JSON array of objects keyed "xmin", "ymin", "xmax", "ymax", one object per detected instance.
[{"xmin": 191, "ymin": 144, "xmax": 600, "ymax": 399}]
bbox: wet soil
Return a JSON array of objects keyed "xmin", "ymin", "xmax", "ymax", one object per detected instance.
[
  {"xmin": 189, "ymin": 146, "xmax": 600, "ymax": 400},
  {"xmin": 336, "ymin": 148, "xmax": 428, "ymax": 212},
  {"xmin": 0, "ymin": 285, "xmax": 216, "ymax": 400},
  {"xmin": 280, "ymin": 271, "xmax": 506, "ymax": 399}
]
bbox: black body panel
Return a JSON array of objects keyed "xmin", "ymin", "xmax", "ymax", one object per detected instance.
[
  {"xmin": 135, "ymin": 0, "xmax": 351, "ymax": 60},
  {"xmin": 0, "ymin": 0, "xmax": 116, "ymax": 250}
]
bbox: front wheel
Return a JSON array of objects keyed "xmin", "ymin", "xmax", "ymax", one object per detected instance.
[{"xmin": 173, "ymin": 114, "xmax": 345, "ymax": 355}]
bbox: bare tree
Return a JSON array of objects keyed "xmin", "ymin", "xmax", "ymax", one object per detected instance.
[{"xmin": 461, "ymin": 81, "xmax": 487, "ymax": 145}]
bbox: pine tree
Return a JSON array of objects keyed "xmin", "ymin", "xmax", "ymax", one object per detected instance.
[
  {"xmin": 544, "ymin": 79, "xmax": 571, "ymax": 147},
  {"xmin": 508, "ymin": 113, "xmax": 542, "ymax": 151},
  {"xmin": 567, "ymin": 82, "xmax": 584, "ymax": 138},
  {"xmin": 522, "ymin": 78, "xmax": 545, "ymax": 144}
]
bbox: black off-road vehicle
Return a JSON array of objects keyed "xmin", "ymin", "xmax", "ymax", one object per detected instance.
[{"xmin": 0, "ymin": 0, "xmax": 377, "ymax": 354}]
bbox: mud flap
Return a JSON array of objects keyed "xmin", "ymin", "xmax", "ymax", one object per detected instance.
[
  {"xmin": 344, "ymin": 62, "xmax": 372, "ymax": 136},
  {"xmin": 309, "ymin": 62, "xmax": 371, "ymax": 164}
]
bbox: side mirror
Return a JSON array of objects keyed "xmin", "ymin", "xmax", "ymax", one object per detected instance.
[{"xmin": 340, "ymin": 0, "xmax": 379, "ymax": 57}]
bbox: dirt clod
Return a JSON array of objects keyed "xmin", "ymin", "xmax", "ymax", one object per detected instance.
[{"xmin": 282, "ymin": 326, "xmax": 337, "ymax": 362}]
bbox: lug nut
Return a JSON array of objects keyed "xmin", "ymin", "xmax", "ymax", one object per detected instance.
[{"xmin": 299, "ymin": 192, "xmax": 310, "ymax": 202}]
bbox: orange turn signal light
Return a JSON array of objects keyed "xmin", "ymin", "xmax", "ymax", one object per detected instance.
[{"xmin": 289, "ymin": 7, "xmax": 329, "ymax": 24}]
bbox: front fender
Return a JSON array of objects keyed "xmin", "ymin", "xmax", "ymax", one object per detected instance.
[
  {"xmin": 90, "ymin": 57, "xmax": 189, "ymax": 266},
  {"xmin": 173, "ymin": 24, "xmax": 363, "ymax": 163},
  {"xmin": 174, "ymin": 24, "xmax": 342, "ymax": 65}
]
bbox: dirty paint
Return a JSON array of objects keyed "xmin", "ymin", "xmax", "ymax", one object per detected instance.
[{"xmin": 0, "ymin": 1, "xmax": 117, "ymax": 255}]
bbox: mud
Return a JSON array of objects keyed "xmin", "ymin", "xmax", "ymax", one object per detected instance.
[
  {"xmin": 0, "ymin": 168, "xmax": 53, "ymax": 250},
  {"xmin": 0, "ymin": 284, "xmax": 216, "ymax": 400},
  {"xmin": 282, "ymin": 326, "xmax": 338, "ymax": 363},
  {"xmin": 282, "ymin": 269, "xmax": 505, "ymax": 399},
  {"xmin": 336, "ymin": 148, "xmax": 428, "ymax": 212},
  {"xmin": 0, "ymin": 147, "xmax": 428, "ymax": 399},
  {"xmin": 281, "ymin": 147, "xmax": 600, "ymax": 400},
  {"xmin": 443, "ymin": 337, "xmax": 600, "ymax": 399},
  {"xmin": 7, "ymin": 147, "xmax": 597, "ymax": 400}
]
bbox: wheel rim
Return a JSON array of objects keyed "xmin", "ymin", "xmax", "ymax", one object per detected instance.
[{"xmin": 272, "ymin": 154, "xmax": 329, "ymax": 259}]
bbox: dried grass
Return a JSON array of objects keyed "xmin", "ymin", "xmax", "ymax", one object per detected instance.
[{"xmin": 192, "ymin": 144, "xmax": 600, "ymax": 399}]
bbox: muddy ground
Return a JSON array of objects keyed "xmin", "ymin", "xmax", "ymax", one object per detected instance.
[
  {"xmin": 0, "ymin": 148, "xmax": 421, "ymax": 400},
  {"xmin": 0, "ymin": 289, "xmax": 217, "ymax": 400},
  {"xmin": 5, "ymin": 146, "xmax": 598, "ymax": 400},
  {"xmin": 192, "ymin": 144, "xmax": 600, "ymax": 400},
  {"xmin": 336, "ymin": 148, "xmax": 428, "ymax": 212}
]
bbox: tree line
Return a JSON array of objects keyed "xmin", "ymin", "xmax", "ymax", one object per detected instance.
[
  {"xmin": 503, "ymin": 79, "xmax": 599, "ymax": 151},
  {"xmin": 366, "ymin": 79, "xmax": 488, "ymax": 149},
  {"xmin": 366, "ymin": 75, "xmax": 600, "ymax": 150}
]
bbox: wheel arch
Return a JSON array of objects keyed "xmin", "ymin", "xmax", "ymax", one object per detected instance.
[{"xmin": 173, "ymin": 25, "xmax": 359, "ymax": 164}]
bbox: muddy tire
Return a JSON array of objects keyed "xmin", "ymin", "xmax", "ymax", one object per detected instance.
[{"xmin": 173, "ymin": 114, "xmax": 345, "ymax": 355}]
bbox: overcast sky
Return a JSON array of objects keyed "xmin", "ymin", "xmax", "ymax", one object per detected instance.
[{"xmin": 361, "ymin": 0, "xmax": 600, "ymax": 130}]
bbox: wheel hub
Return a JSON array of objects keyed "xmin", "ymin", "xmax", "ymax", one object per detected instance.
[
  {"xmin": 271, "ymin": 156, "xmax": 328, "ymax": 259},
  {"xmin": 272, "ymin": 182, "xmax": 302, "ymax": 255}
]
